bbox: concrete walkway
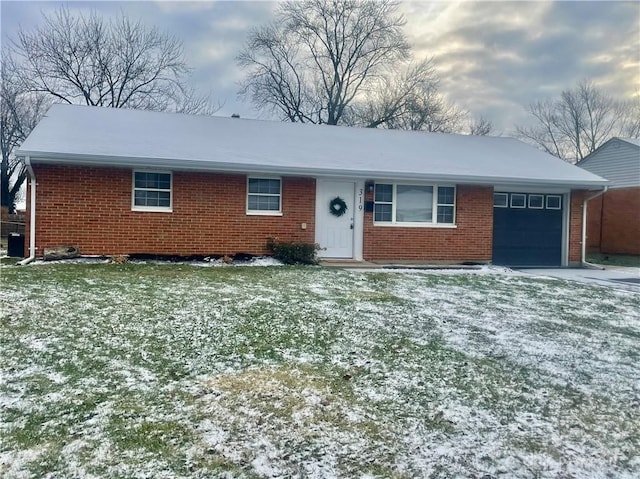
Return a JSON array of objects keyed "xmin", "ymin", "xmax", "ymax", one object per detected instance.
[
  {"xmin": 516, "ymin": 266, "xmax": 640, "ymax": 292},
  {"xmin": 320, "ymin": 259, "xmax": 640, "ymax": 292},
  {"xmin": 320, "ymin": 260, "xmax": 484, "ymax": 270}
]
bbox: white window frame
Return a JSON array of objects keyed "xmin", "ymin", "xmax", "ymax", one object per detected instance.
[
  {"xmin": 528, "ymin": 194, "xmax": 544, "ymax": 209},
  {"xmin": 131, "ymin": 170, "xmax": 173, "ymax": 212},
  {"xmin": 510, "ymin": 193, "xmax": 527, "ymax": 209},
  {"xmin": 546, "ymin": 195, "xmax": 562, "ymax": 210},
  {"xmin": 372, "ymin": 183, "xmax": 393, "ymax": 222},
  {"xmin": 493, "ymin": 192, "xmax": 508, "ymax": 208},
  {"xmin": 246, "ymin": 176, "xmax": 283, "ymax": 216},
  {"xmin": 373, "ymin": 182, "xmax": 456, "ymax": 228}
]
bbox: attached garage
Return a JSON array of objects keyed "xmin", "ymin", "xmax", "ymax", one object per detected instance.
[{"xmin": 492, "ymin": 192, "xmax": 565, "ymax": 267}]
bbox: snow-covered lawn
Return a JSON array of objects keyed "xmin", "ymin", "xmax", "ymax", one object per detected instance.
[{"xmin": 1, "ymin": 264, "xmax": 638, "ymax": 478}]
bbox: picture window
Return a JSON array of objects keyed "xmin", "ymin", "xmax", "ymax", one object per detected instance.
[{"xmin": 374, "ymin": 183, "xmax": 455, "ymax": 225}]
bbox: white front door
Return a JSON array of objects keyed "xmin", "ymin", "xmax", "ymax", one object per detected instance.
[{"xmin": 316, "ymin": 180, "xmax": 355, "ymax": 258}]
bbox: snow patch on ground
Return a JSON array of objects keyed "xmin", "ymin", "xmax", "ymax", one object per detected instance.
[
  {"xmin": 9, "ymin": 255, "xmax": 284, "ymax": 268},
  {"xmin": 1, "ymin": 265, "xmax": 638, "ymax": 478}
]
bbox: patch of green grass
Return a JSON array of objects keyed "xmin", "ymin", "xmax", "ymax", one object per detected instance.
[
  {"xmin": 587, "ymin": 252, "xmax": 640, "ymax": 267},
  {"xmin": 1, "ymin": 263, "xmax": 639, "ymax": 478},
  {"xmin": 0, "ymin": 256, "xmax": 21, "ymax": 265},
  {"xmin": 107, "ymin": 417, "xmax": 192, "ymax": 455}
]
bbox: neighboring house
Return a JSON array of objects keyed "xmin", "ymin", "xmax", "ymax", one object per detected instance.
[
  {"xmin": 578, "ymin": 138, "xmax": 640, "ymax": 256},
  {"xmin": 16, "ymin": 104, "xmax": 607, "ymax": 267}
]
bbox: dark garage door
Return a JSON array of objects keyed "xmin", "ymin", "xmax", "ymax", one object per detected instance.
[{"xmin": 492, "ymin": 192, "xmax": 563, "ymax": 267}]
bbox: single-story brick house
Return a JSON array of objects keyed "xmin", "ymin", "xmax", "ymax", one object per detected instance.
[
  {"xmin": 577, "ymin": 138, "xmax": 640, "ymax": 256},
  {"xmin": 16, "ymin": 104, "xmax": 607, "ymax": 266}
]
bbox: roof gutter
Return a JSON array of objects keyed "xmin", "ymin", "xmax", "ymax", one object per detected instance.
[
  {"xmin": 581, "ymin": 186, "xmax": 608, "ymax": 269},
  {"xmin": 17, "ymin": 156, "xmax": 36, "ymax": 265}
]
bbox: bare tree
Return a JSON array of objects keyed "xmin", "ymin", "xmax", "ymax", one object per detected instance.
[
  {"xmin": 238, "ymin": 2, "xmax": 481, "ymax": 133},
  {"xmin": 238, "ymin": 0, "xmax": 410, "ymax": 125},
  {"xmin": 468, "ymin": 115, "xmax": 493, "ymax": 136},
  {"xmin": 238, "ymin": 25, "xmax": 315, "ymax": 123},
  {"xmin": 358, "ymin": 59, "xmax": 466, "ymax": 133},
  {"xmin": 3, "ymin": 6, "xmax": 217, "ymax": 210},
  {"xmin": 1, "ymin": 55, "xmax": 50, "ymax": 212},
  {"xmin": 516, "ymin": 99, "xmax": 564, "ymax": 158},
  {"xmin": 620, "ymin": 94, "xmax": 640, "ymax": 139},
  {"xmin": 11, "ymin": 6, "xmax": 216, "ymax": 114},
  {"xmin": 391, "ymin": 93, "xmax": 466, "ymax": 133},
  {"xmin": 346, "ymin": 59, "xmax": 439, "ymax": 128},
  {"xmin": 516, "ymin": 81, "xmax": 633, "ymax": 163}
]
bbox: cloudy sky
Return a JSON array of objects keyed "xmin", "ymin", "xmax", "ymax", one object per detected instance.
[{"xmin": 1, "ymin": 0, "xmax": 638, "ymax": 133}]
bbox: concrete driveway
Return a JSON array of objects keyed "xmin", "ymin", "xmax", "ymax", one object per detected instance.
[{"xmin": 516, "ymin": 266, "xmax": 640, "ymax": 292}]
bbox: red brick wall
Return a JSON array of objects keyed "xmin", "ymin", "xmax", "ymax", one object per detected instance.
[
  {"xmin": 25, "ymin": 166, "xmax": 595, "ymax": 263},
  {"xmin": 26, "ymin": 165, "xmax": 315, "ymax": 257},
  {"xmin": 586, "ymin": 194, "xmax": 603, "ymax": 253},
  {"xmin": 586, "ymin": 187, "xmax": 640, "ymax": 255},
  {"xmin": 363, "ymin": 185, "xmax": 494, "ymax": 262}
]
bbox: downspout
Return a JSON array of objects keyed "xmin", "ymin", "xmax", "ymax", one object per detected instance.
[
  {"xmin": 17, "ymin": 156, "xmax": 36, "ymax": 265},
  {"xmin": 581, "ymin": 186, "xmax": 608, "ymax": 269}
]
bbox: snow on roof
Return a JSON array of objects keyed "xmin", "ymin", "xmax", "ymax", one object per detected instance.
[{"xmin": 17, "ymin": 104, "xmax": 607, "ymax": 188}]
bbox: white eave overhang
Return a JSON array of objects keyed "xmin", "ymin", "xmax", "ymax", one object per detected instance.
[{"xmin": 18, "ymin": 150, "xmax": 609, "ymax": 190}]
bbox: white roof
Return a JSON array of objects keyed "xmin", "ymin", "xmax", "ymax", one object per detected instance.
[{"xmin": 17, "ymin": 104, "xmax": 607, "ymax": 188}]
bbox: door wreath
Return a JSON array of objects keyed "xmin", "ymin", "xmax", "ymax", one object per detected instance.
[{"xmin": 329, "ymin": 196, "xmax": 348, "ymax": 217}]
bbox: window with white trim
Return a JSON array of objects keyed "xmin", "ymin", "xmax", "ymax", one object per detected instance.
[
  {"xmin": 132, "ymin": 171, "xmax": 172, "ymax": 211},
  {"xmin": 493, "ymin": 192, "xmax": 508, "ymax": 207},
  {"xmin": 373, "ymin": 184, "xmax": 393, "ymax": 221},
  {"xmin": 546, "ymin": 195, "xmax": 562, "ymax": 210},
  {"xmin": 374, "ymin": 183, "xmax": 456, "ymax": 225},
  {"xmin": 247, "ymin": 177, "xmax": 281, "ymax": 214},
  {"xmin": 528, "ymin": 194, "xmax": 544, "ymax": 209},
  {"xmin": 510, "ymin": 193, "xmax": 526, "ymax": 208},
  {"xmin": 437, "ymin": 186, "xmax": 455, "ymax": 223}
]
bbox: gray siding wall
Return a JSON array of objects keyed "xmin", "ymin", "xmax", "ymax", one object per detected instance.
[{"xmin": 579, "ymin": 139, "xmax": 640, "ymax": 188}]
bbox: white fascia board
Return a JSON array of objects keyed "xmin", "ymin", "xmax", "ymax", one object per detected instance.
[{"xmin": 22, "ymin": 151, "xmax": 609, "ymax": 189}]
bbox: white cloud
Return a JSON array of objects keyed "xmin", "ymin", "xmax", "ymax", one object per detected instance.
[{"xmin": 399, "ymin": 0, "xmax": 639, "ymax": 132}]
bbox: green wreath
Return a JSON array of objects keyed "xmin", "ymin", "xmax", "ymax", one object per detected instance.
[{"xmin": 329, "ymin": 196, "xmax": 348, "ymax": 217}]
